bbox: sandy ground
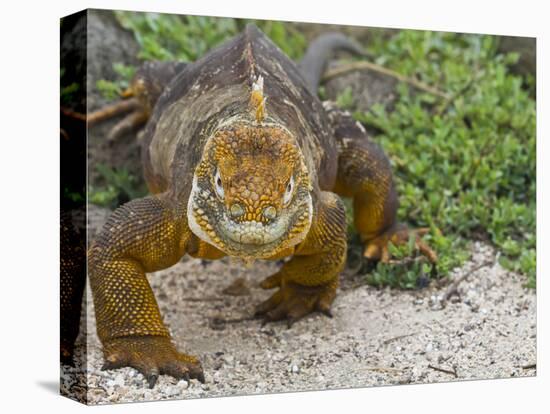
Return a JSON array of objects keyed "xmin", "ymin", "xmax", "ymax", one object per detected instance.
[{"xmin": 60, "ymin": 206, "xmax": 536, "ymax": 404}]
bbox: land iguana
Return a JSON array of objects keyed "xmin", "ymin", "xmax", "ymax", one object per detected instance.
[{"xmin": 65, "ymin": 24, "xmax": 437, "ymax": 388}]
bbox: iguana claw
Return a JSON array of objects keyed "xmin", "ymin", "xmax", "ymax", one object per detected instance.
[
  {"xmin": 255, "ymin": 277, "xmax": 337, "ymax": 328},
  {"xmin": 101, "ymin": 336, "xmax": 204, "ymax": 388},
  {"xmin": 363, "ymin": 223, "xmax": 437, "ymax": 264}
]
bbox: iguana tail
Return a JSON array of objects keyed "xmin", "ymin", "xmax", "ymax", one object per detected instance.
[{"xmin": 299, "ymin": 33, "xmax": 364, "ymax": 94}]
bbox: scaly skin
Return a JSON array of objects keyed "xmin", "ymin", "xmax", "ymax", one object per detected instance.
[
  {"xmin": 88, "ymin": 195, "xmax": 205, "ymax": 386},
  {"xmin": 83, "ymin": 25, "xmax": 436, "ymax": 388},
  {"xmin": 255, "ymin": 191, "xmax": 346, "ymax": 326},
  {"xmin": 325, "ymin": 102, "xmax": 437, "ymax": 263}
]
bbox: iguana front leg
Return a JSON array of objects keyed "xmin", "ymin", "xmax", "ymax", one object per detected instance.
[
  {"xmin": 256, "ymin": 191, "xmax": 347, "ymax": 327},
  {"xmin": 89, "ymin": 194, "xmax": 210, "ymax": 387},
  {"xmin": 325, "ymin": 102, "xmax": 437, "ymax": 263}
]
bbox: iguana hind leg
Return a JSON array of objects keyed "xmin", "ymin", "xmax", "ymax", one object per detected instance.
[
  {"xmin": 89, "ymin": 194, "xmax": 205, "ymax": 388},
  {"xmin": 88, "ymin": 61, "xmax": 186, "ymax": 140},
  {"xmin": 326, "ymin": 102, "xmax": 437, "ymax": 264},
  {"xmin": 256, "ymin": 191, "xmax": 347, "ymax": 327}
]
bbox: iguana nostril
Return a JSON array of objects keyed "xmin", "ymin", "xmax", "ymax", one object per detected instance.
[
  {"xmin": 263, "ymin": 206, "xmax": 277, "ymax": 220},
  {"xmin": 230, "ymin": 203, "xmax": 245, "ymax": 218}
]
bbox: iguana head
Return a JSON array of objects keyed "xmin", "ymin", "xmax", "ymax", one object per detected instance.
[{"xmin": 187, "ymin": 120, "xmax": 313, "ymax": 259}]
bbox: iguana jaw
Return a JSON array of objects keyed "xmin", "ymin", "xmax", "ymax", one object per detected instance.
[{"xmin": 187, "ymin": 175, "xmax": 312, "ymax": 258}]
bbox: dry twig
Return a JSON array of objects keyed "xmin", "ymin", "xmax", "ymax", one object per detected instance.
[
  {"xmin": 322, "ymin": 61, "xmax": 450, "ymax": 100},
  {"xmin": 521, "ymin": 363, "xmax": 536, "ymax": 370},
  {"xmin": 364, "ymin": 366, "xmax": 407, "ymax": 373},
  {"xmin": 441, "ymin": 260, "xmax": 494, "ymax": 307},
  {"xmin": 428, "ymin": 364, "xmax": 458, "ymax": 378},
  {"xmin": 434, "ymin": 69, "xmax": 486, "ymax": 116},
  {"xmin": 181, "ymin": 296, "xmax": 225, "ymax": 302},
  {"xmin": 383, "ymin": 332, "xmax": 418, "ymax": 345}
]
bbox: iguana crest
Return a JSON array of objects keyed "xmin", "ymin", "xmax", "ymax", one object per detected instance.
[{"xmin": 249, "ymin": 74, "xmax": 266, "ymax": 123}]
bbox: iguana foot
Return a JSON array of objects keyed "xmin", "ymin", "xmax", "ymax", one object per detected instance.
[
  {"xmin": 255, "ymin": 274, "xmax": 337, "ymax": 328},
  {"xmin": 87, "ymin": 94, "xmax": 148, "ymax": 141},
  {"xmin": 88, "ymin": 61, "xmax": 187, "ymax": 141},
  {"xmin": 101, "ymin": 336, "xmax": 204, "ymax": 388},
  {"xmin": 363, "ymin": 223, "xmax": 437, "ymax": 264}
]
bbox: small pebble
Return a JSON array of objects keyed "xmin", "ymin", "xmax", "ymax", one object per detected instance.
[{"xmin": 165, "ymin": 386, "xmax": 180, "ymax": 397}]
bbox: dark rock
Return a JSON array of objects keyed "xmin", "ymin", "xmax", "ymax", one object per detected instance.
[
  {"xmin": 324, "ymin": 60, "xmax": 399, "ymax": 113},
  {"xmin": 86, "ymin": 9, "xmax": 139, "ymax": 111},
  {"xmin": 86, "ymin": 9, "xmax": 144, "ymax": 192},
  {"xmin": 61, "ymin": 11, "xmax": 87, "ymax": 112},
  {"xmin": 498, "ymin": 36, "xmax": 535, "ymax": 78}
]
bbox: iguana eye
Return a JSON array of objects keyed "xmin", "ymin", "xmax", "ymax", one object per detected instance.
[
  {"xmin": 283, "ymin": 176, "xmax": 294, "ymax": 205},
  {"xmin": 214, "ymin": 169, "xmax": 225, "ymax": 199}
]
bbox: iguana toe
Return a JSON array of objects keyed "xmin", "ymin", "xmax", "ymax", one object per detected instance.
[
  {"xmin": 255, "ymin": 278, "xmax": 337, "ymax": 328},
  {"xmin": 101, "ymin": 336, "xmax": 204, "ymax": 388},
  {"xmin": 363, "ymin": 223, "xmax": 438, "ymax": 264}
]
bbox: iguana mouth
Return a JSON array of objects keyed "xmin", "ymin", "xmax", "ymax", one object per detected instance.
[
  {"xmin": 219, "ymin": 217, "xmax": 290, "ymax": 246},
  {"xmin": 215, "ymin": 208, "xmax": 311, "ymax": 257},
  {"xmin": 187, "ymin": 172, "xmax": 313, "ymax": 258},
  {"xmin": 188, "ymin": 200, "xmax": 312, "ymax": 258}
]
